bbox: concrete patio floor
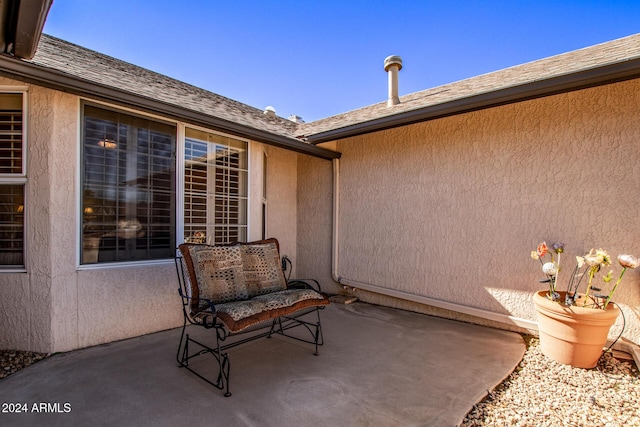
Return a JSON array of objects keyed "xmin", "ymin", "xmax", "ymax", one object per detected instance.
[{"xmin": 0, "ymin": 302, "xmax": 525, "ymax": 426}]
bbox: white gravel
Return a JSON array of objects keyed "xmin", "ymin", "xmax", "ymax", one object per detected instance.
[{"xmin": 461, "ymin": 336, "xmax": 640, "ymax": 427}]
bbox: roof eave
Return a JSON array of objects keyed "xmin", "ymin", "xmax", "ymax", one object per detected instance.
[
  {"xmin": 306, "ymin": 57, "xmax": 640, "ymax": 144},
  {"xmin": 0, "ymin": 55, "xmax": 340, "ymax": 160}
]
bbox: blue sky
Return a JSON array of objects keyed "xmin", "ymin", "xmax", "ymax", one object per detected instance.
[{"xmin": 43, "ymin": 1, "xmax": 640, "ymax": 122}]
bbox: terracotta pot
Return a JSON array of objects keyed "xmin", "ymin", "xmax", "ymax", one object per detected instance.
[{"xmin": 533, "ymin": 290, "xmax": 620, "ymax": 369}]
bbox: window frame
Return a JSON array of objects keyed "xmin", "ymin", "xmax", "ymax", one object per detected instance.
[{"xmin": 0, "ymin": 87, "xmax": 28, "ymax": 272}]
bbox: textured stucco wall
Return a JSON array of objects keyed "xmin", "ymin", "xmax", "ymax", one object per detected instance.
[
  {"xmin": 298, "ymin": 78, "xmax": 640, "ymax": 345},
  {"xmin": 263, "ymin": 145, "xmax": 297, "ymax": 276},
  {"xmin": 296, "ymin": 151, "xmax": 342, "ymax": 295},
  {"xmin": 47, "ymin": 90, "xmax": 80, "ymax": 351},
  {"xmin": 76, "ymin": 263, "xmax": 179, "ymax": 348}
]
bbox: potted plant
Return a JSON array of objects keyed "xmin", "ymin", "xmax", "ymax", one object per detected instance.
[{"xmin": 531, "ymin": 242, "xmax": 638, "ymax": 368}]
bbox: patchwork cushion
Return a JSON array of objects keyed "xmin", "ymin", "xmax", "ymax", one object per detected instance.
[
  {"xmin": 215, "ymin": 289, "xmax": 330, "ymax": 333},
  {"xmin": 187, "ymin": 244, "xmax": 248, "ymax": 304},
  {"xmin": 240, "ymin": 241, "xmax": 287, "ymax": 297},
  {"xmin": 178, "ymin": 243, "xmax": 203, "ymax": 313}
]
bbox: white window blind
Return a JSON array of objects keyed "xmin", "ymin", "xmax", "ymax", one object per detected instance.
[{"xmin": 184, "ymin": 128, "xmax": 247, "ymax": 245}]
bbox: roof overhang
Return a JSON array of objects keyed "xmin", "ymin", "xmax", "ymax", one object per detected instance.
[
  {"xmin": 306, "ymin": 57, "xmax": 640, "ymax": 144},
  {"xmin": 0, "ymin": 54, "xmax": 340, "ymax": 160},
  {"xmin": 0, "ymin": 0, "xmax": 52, "ymax": 60}
]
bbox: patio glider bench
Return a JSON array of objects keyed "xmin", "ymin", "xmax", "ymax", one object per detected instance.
[{"xmin": 175, "ymin": 238, "xmax": 329, "ymax": 397}]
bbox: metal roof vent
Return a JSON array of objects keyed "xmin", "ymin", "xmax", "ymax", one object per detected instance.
[
  {"xmin": 288, "ymin": 115, "xmax": 305, "ymax": 123},
  {"xmin": 263, "ymin": 106, "xmax": 276, "ymax": 117},
  {"xmin": 384, "ymin": 55, "xmax": 402, "ymax": 107}
]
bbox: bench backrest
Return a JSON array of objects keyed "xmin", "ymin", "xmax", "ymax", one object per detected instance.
[{"xmin": 178, "ymin": 238, "xmax": 288, "ymax": 312}]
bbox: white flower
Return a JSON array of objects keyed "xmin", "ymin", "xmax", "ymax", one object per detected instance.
[
  {"xmin": 618, "ymin": 254, "xmax": 639, "ymax": 269},
  {"xmin": 542, "ymin": 262, "xmax": 558, "ymax": 276}
]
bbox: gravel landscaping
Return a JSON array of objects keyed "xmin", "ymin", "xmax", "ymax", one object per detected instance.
[
  {"xmin": 0, "ymin": 350, "xmax": 48, "ymax": 379},
  {"xmin": 2, "ymin": 336, "xmax": 639, "ymax": 426},
  {"xmin": 461, "ymin": 336, "xmax": 640, "ymax": 426}
]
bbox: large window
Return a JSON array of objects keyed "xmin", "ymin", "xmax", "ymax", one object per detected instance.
[
  {"xmin": 81, "ymin": 104, "xmax": 176, "ymax": 264},
  {"xmin": 184, "ymin": 128, "xmax": 248, "ymax": 245},
  {"xmin": 0, "ymin": 92, "xmax": 25, "ymax": 268}
]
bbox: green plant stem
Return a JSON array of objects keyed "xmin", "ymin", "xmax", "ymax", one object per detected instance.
[
  {"xmin": 604, "ymin": 267, "xmax": 626, "ymax": 309},
  {"xmin": 554, "ymin": 253, "xmax": 560, "ymax": 293},
  {"xmin": 583, "ymin": 267, "xmax": 596, "ymax": 307}
]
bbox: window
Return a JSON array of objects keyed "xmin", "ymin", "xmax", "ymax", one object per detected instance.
[
  {"xmin": 81, "ymin": 104, "xmax": 176, "ymax": 264},
  {"xmin": 0, "ymin": 92, "xmax": 25, "ymax": 268},
  {"xmin": 184, "ymin": 128, "xmax": 247, "ymax": 245}
]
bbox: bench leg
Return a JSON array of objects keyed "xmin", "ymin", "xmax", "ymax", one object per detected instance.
[
  {"xmin": 176, "ymin": 325, "xmax": 233, "ymax": 397},
  {"xmin": 176, "ymin": 318, "xmax": 189, "ymax": 366},
  {"xmin": 215, "ymin": 338, "xmax": 232, "ymax": 397},
  {"xmin": 313, "ymin": 308, "xmax": 323, "ymax": 356},
  {"xmin": 270, "ymin": 307, "xmax": 325, "ymax": 355}
]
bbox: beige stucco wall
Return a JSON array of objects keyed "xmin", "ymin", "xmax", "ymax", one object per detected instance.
[
  {"xmin": 297, "ymin": 78, "xmax": 640, "ymax": 345},
  {"xmin": 263, "ymin": 145, "xmax": 298, "ymax": 276},
  {"xmin": 0, "ymin": 78, "xmax": 298, "ymax": 353},
  {"xmin": 297, "ymin": 152, "xmax": 341, "ymax": 294}
]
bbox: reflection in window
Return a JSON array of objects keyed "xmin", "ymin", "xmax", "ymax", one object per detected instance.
[
  {"xmin": 81, "ymin": 104, "xmax": 176, "ymax": 264},
  {"xmin": 0, "ymin": 185, "xmax": 24, "ymax": 266},
  {"xmin": 184, "ymin": 128, "xmax": 247, "ymax": 245}
]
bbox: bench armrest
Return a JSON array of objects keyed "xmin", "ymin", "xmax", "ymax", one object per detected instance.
[
  {"xmin": 178, "ymin": 287, "xmax": 218, "ymax": 328},
  {"xmin": 287, "ymin": 278, "xmax": 323, "ymax": 293}
]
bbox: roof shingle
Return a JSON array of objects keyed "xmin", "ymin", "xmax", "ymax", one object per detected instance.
[
  {"xmin": 298, "ymin": 33, "xmax": 640, "ymax": 139},
  {"xmin": 29, "ymin": 35, "xmax": 301, "ymax": 139}
]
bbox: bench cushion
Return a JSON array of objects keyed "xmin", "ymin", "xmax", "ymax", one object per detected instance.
[
  {"xmin": 181, "ymin": 244, "xmax": 249, "ymax": 305},
  {"xmin": 239, "ymin": 240, "xmax": 288, "ymax": 297},
  {"xmin": 214, "ymin": 289, "xmax": 330, "ymax": 333}
]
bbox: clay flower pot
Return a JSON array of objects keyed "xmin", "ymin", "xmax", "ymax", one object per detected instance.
[{"xmin": 533, "ymin": 290, "xmax": 620, "ymax": 369}]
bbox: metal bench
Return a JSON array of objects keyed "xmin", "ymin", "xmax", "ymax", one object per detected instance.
[{"xmin": 175, "ymin": 238, "xmax": 329, "ymax": 396}]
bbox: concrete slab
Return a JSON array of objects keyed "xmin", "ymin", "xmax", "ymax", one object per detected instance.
[{"xmin": 0, "ymin": 302, "xmax": 525, "ymax": 426}]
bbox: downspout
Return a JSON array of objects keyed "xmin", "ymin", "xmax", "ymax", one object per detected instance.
[
  {"xmin": 332, "ymin": 158, "xmax": 341, "ymax": 284},
  {"xmin": 330, "ymin": 157, "xmax": 537, "ymax": 330}
]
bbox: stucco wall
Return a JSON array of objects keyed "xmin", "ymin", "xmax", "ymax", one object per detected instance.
[
  {"xmin": 298, "ymin": 78, "xmax": 640, "ymax": 345},
  {"xmin": 296, "ymin": 152, "xmax": 341, "ymax": 294},
  {"xmin": 263, "ymin": 145, "xmax": 298, "ymax": 276}
]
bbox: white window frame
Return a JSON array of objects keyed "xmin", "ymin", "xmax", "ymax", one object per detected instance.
[{"xmin": 0, "ymin": 86, "xmax": 28, "ymax": 272}]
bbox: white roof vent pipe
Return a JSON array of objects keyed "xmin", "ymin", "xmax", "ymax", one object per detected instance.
[
  {"xmin": 384, "ymin": 55, "xmax": 402, "ymax": 107},
  {"xmin": 264, "ymin": 106, "xmax": 276, "ymax": 117}
]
